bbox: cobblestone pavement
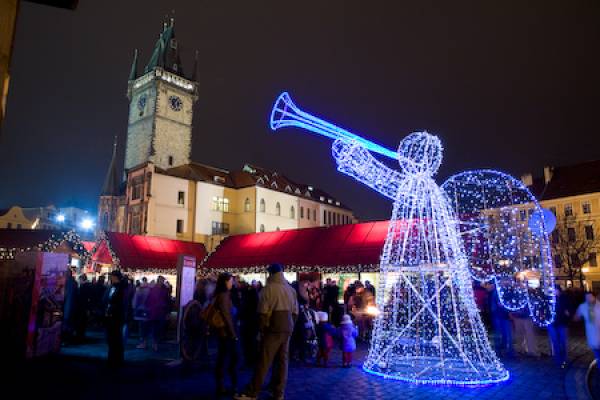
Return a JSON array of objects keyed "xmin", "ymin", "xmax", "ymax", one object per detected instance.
[{"xmin": 9, "ymin": 329, "xmax": 595, "ymax": 400}]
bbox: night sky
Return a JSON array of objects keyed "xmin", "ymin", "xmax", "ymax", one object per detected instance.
[{"xmin": 1, "ymin": 1, "xmax": 599, "ymax": 221}]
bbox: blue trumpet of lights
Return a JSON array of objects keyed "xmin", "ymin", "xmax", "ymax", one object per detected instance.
[
  {"xmin": 269, "ymin": 91, "xmax": 556, "ymax": 385},
  {"xmin": 270, "ymin": 92, "xmax": 398, "ymax": 160}
]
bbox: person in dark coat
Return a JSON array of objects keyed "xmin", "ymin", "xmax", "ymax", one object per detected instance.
[
  {"xmin": 105, "ymin": 270, "xmax": 126, "ymax": 367},
  {"xmin": 548, "ymin": 284, "xmax": 570, "ymax": 367},
  {"xmin": 214, "ymin": 273, "xmax": 239, "ymax": 397},
  {"xmin": 240, "ymin": 281, "xmax": 260, "ymax": 368},
  {"xmin": 146, "ymin": 276, "xmax": 170, "ymax": 351}
]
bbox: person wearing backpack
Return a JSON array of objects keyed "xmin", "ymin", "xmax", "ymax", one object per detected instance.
[
  {"xmin": 213, "ymin": 273, "xmax": 239, "ymax": 397},
  {"xmin": 337, "ymin": 314, "xmax": 358, "ymax": 367}
]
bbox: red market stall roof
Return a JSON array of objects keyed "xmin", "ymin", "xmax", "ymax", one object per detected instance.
[
  {"xmin": 202, "ymin": 221, "xmax": 390, "ymax": 274},
  {"xmin": 92, "ymin": 232, "xmax": 207, "ymax": 272},
  {"xmin": 0, "ymin": 229, "xmax": 89, "ymax": 260}
]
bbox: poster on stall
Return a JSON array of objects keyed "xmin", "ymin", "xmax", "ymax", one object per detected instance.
[
  {"xmin": 176, "ymin": 255, "xmax": 196, "ymax": 343},
  {"xmin": 23, "ymin": 252, "xmax": 69, "ymax": 358}
]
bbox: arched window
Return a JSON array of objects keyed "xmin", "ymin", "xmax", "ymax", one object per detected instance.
[
  {"xmin": 260, "ymin": 198, "xmax": 266, "ymax": 213},
  {"xmin": 300, "ymin": 207, "xmax": 304, "ymax": 219},
  {"xmin": 276, "ymin": 202, "xmax": 281, "ymax": 216},
  {"xmin": 259, "ymin": 224, "xmax": 265, "ymax": 232},
  {"xmin": 244, "ymin": 198, "xmax": 251, "ymax": 212},
  {"xmin": 290, "ymin": 206, "xmax": 295, "ymax": 219}
]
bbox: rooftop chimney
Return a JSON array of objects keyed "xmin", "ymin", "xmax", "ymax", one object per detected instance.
[
  {"xmin": 521, "ymin": 173, "xmax": 533, "ymax": 187},
  {"xmin": 543, "ymin": 166, "xmax": 553, "ymax": 184}
]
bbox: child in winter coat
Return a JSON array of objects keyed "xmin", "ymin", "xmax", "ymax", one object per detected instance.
[
  {"xmin": 315, "ymin": 311, "xmax": 336, "ymax": 367},
  {"xmin": 338, "ymin": 314, "xmax": 358, "ymax": 367}
]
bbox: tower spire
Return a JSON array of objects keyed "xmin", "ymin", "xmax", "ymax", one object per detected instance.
[
  {"xmin": 128, "ymin": 49, "xmax": 138, "ymax": 81},
  {"xmin": 101, "ymin": 136, "xmax": 121, "ymax": 196},
  {"xmin": 191, "ymin": 50, "xmax": 199, "ymax": 82}
]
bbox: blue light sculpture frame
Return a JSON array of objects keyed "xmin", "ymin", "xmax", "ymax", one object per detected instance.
[{"xmin": 269, "ymin": 91, "xmax": 555, "ymax": 386}]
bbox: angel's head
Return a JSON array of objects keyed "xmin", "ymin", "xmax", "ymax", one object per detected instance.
[{"xmin": 397, "ymin": 131, "xmax": 443, "ymax": 176}]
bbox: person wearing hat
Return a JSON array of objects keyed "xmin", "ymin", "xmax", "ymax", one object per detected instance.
[
  {"xmin": 235, "ymin": 263, "xmax": 298, "ymax": 400},
  {"xmin": 105, "ymin": 270, "xmax": 126, "ymax": 367},
  {"xmin": 337, "ymin": 314, "xmax": 358, "ymax": 368},
  {"xmin": 315, "ymin": 311, "xmax": 336, "ymax": 367}
]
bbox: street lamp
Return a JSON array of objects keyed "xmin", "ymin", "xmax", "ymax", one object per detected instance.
[
  {"xmin": 56, "ymin": 214, "xmax": 65, "ymax": 223},
  {"xmin": 80, "ymin": 218, "xmax": 94, "ymax": 230}
]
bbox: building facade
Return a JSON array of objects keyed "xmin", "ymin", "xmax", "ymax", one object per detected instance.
[
  {"xmin": 0, "ymin": 206, "xmax": 35, "ymax": 229},
  {"xmin": 523, "ymin": 162, "xmax": 600, "ymax": 290},
  {"xmin": 98, "ymin": 20, "xmax": 356, "ymax": 252}
]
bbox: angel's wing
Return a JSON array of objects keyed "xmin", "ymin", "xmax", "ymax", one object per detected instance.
[{"xmin": 441, "ymin": 169, "xmax": 556, "ymax": 326}]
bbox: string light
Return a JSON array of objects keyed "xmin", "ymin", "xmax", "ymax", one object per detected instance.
[
  {"xmin": 442, "ymin": 170, "xmax": 556, "ymax": 327},
  {"xmin": 268, "ymin": 92, "xmax": 556, "ymax": 385}
]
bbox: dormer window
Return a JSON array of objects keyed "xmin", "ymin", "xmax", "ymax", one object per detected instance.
[
  {"xmin": 336, "ymin": 201, "xmax": 341, "ymax": 206},
  {"xmin": 320, "ymin": 196, "xmax": 325, "ymax": 201},
  {"xmin": 173, "ymin": 64, "xmax": 178, "ymax": 72},
  {"xmin": 213, "ymin": 176, "xmax": 226, "ymax": 184},
  {"xmin": 328, "ymin": 199, "xmax": 333, "ymax": 204},
  {"xmin": 257, "ymin": 177, "xmax": 265, "ymax": 186},
  {"xmin": 285, "ymin": 185, "xmax": 292, "ymax": 193},
  {"xmin": 295, "ymin": 188, "xmax": 301, "ymax": 195},
  {"xmin": 271, "ymin": 181, "xmax": 278, "ymax": 189}
]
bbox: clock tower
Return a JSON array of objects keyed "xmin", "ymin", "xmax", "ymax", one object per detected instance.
[{"xmin": 124, "ymin": 19, "xmax": 198, "ymax": 173}]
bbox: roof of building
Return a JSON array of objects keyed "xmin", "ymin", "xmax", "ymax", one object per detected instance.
[
  {"xmin": 0, "ymin": 229, "xmax": 88, "ymax": 257},
  {"xmin": 92, "ymin": 232, "xmax": 207, "ymax": 271},
  {"xmin": 100, "ymin": 138, "xmax": 121, "ymax": 196},
  {"xmin": 529, "ymin": 160, "xmax": 600, "ymax": 201},
  {"xmin": 202, "ymin": 220, "xmax": 389, "ymax": 272},
  {"xmin": 143, "ymin": 19, "xmax": 187, "ymax": 79},
  {"xmin": 158, "ymin": 162, "xmax": 352, "ymax": 211}
]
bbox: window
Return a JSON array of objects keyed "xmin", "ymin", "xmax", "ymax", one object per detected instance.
[
  {"xmin": 583, "ymin": 202, "xmax": 592, "ymax": 214},
  {"xmin": 565, "ymin": 204, "xmax": 573, "ymax": 217},
  {"xmin": 519, "ymin": 210, "xmax": 526, "ymax": 221},
  {"xmin": 259, "ymin": 224, "xmax": 265, "ymax": 232},
  {"xmin": 244, "ymin": 198, "xmax": 251, "ymax": 212},
  {"xmin": 554, "ymin": 254, "xmax": 562, "ymax": 268},
  {"xmin": 549, "ymin": 207, "xmax": 557, "ymax": 216},
  {"xmin": 211, "ymin": 222, "xmax": 230, "ymax": 235},
  {"xmin": 176, "ymin": 219, "xmax": 184, "ymax": 234},
  {"xmin": 552, "ymin": 230, "xmax": 559, "ymax": 244},
  {"xmin": 328, "ymin": 211, "xmax": 332, "ymax": 225},
  {"xmin": 276, "ymin": 202, "xmax": 281, "ymax": 216},
  {"xmin": 17, "ymin": 224, "xmax": 22, "ymax": 229},
  {"xmin": 212, "ymin": 197, "xmax": 230, "ymax": 212},
  {"xmin": 276, "ymin": 227, "xmax": 280, "ymax": 231},
  {"xmin": 300, "ymin": 207, "xmax": 304, "ymax": 219},
  {"xmin": 260, "ymin": 199, "xmax": 266, "ymax": 213},
  {"xmin": 178, "ymin": 191, "xmax": 185, "ymax": 205},
  {"xmin": 7, "ymin": 222, "xmax": 12, "ymax": 229},
  {"xmin": 591, "ymin": 253, "xmax": 598, "ymax": 267},
  {"xmin": 323, "ymin": 210, "xmax": 327, "ymax": 225},
  {"xmin": 568, "ymin": 227, "xmax": 576, "ymax": 242},
  {"xmin": 313, "ymin": 209, "xmax": 316, "ymax": 221},
  {"xmin": 102, "ymin": 212, "xmax": 109, "ymax": 229},
  {"xmin": 290, "ymin": 206, "xmax": 295, "ymax": 219},
  {"xmin": 586, "ymin": 225, "xmax": 595, "ymax": 241},
  {"xmin": 168, "ymin": 156, "xmax": 174, "ymax": 166},
  {"xmin": 132, "ymin": 185, "xmax": 142, "ymax": 200}
]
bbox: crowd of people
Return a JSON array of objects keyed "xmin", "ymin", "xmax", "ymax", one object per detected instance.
[
  {"xmin": 61, "ymin": 265, "xmax": 600, "ymax": 398},
  {"xmin": 63, "ymin": 268, "xmax": 175, "ymax": 366}
]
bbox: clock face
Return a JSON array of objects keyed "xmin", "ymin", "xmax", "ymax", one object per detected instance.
[
  {"xmin": 137, "ymin": 95, "xmax": 147, "ymax": 112},
  {"xmin": 169, "ymin": 95, "xmax": 183, "ymax": 111}
]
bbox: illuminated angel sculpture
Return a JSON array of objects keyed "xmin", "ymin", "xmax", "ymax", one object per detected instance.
[{"xmin": 270, "ymin": 92, "xmax": 555, "ymax": 385}]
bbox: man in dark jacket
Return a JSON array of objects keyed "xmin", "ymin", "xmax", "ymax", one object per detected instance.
[
  {"xmin": 235, "ymin": 264, "xmax": 298, "ymax": 400},
  {"xmin": 105, "ymin": 270, "xmax": 126, "ymax": 367}
]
